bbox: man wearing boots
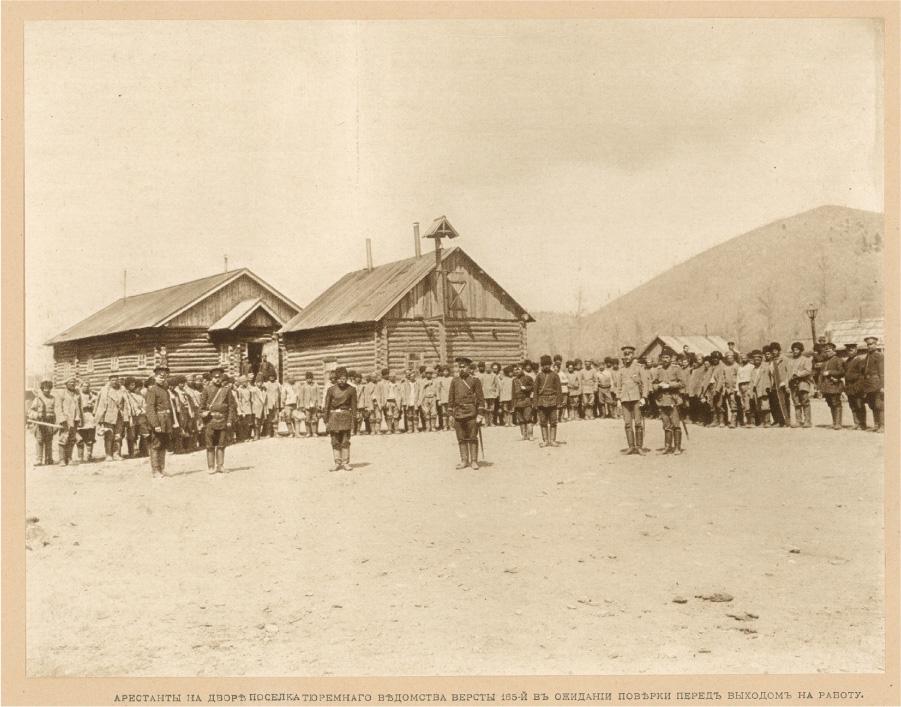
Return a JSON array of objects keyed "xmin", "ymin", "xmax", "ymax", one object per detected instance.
[
  {"xmin": 861, "ymin": 335, "xmax": 884, "ymax": 433},
  {"xmin": 28, "ymin": 380, "xmax": 57, "ymax": 466},
  {"xmin": 651, "ymin": 349, "xmax": 686, "ymax": 454},
  {"xmin": 144, "ymin": 365, "xmax": 174, "ymax": 479},
  {"xmin": 786, "ymin": 342, "xmax": 814, "ymax": 428},
  {"xmin": 534, "ymin": 355, "xmax": 562, "ymax": 448},
  {"xmin": 94, "ymin": 374, "xmax": 128, "ymax": 460},
  {"xmin": 75, "ymin": 381, "xmax": 98, "ymax": 463},
  {"xmin": 417, "ymin": 368, "xmax": 439, "ymax": 432},
  {"xmin": 201, "ymin": 367, "xmax": 237, "ymax": 474},
  {"xmin": 819, "ymin": 342, "xmax": 845, "ymax": 430},
  {"xmin": 843, "ymin": 343, "xmax": 867, "ymax": 429},
  {"xmin": 54, "ymin": 377, "xmax": 82, "ymax": 467},
  {"xmin": 323, "ymin": 366, "xmax": 357, "ymax": 471},
  {"xmin": 447, "ymin": 357, "xmax": 486, "ymax": 470},
  {"xmin": 614, "ymin": 345, "xmax": 646, "ymax": 455}
]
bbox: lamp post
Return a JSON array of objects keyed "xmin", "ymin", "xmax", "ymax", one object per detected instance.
[{"xmin": 805, "ymin": 303, "xmax": 818, "ymax": 348}]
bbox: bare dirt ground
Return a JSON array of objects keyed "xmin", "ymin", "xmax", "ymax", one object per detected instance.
[{"xmin": 25, "ymin": 400, "xmax": 884, "ymax": 677}]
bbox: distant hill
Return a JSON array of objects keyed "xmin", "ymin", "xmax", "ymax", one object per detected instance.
[{"xmin": 528, "ymin": 205, "xmax": 884, "ymax": 359}]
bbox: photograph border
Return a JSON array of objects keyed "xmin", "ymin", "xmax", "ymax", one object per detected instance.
[{"xmin": 3, "ymin": 2, "xmax": 899, "ymax": 705}]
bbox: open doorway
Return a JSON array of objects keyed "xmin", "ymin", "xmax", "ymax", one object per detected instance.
[{"xmin": 247, "ymin": 342, "xmax": 263, "ymax": 379}]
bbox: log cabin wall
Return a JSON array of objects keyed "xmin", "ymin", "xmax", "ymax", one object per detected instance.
[
  {"xmin": 446, "ymin": 319, "xmax": 527, "ymax": 365},
  {"xmin": 282, "ymin": 324, "xmax": 378, "ymax": 387},
  {"xmin": 383, "ymin": 319, "xmax": 442, "ymax": 371}
]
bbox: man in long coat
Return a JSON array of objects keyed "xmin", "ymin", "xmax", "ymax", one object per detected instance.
[
  {"xmin": 447, "ymin": 357, "xmax": 486, "ymax": 470},
  {"xmin": 201, "ymin": 367, "xmax": 238, "ymax": 473},
  {"xmin": 144, "ymin": 365, "xmax": 175, "ymax": 478}
]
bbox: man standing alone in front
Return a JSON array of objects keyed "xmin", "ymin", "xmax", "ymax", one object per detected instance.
[
  {"xmin": 201, "ymin": 367, "xmax": 238, "ymax": 474},
  {"xmin": 447, "ymin": 357, "xmax": 486, "ymax": 470},
  {"xmin": 613, "ymin": 345, "xmax": 646, "ymax": 455},
  {"xmin": 144, "ymin": 365, "xmax": 174, "ymax": 479}
]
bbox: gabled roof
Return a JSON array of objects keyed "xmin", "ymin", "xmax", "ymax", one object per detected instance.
[
  {"xmin": 280, "ymin": 246, "xmax": 532, "ymax": 334},
  {"xmin": 640, "ymin": 334, "xmax": 730, "ymax": 358},
  {"xmin": 824, "ymin": 318, "xmax": 884, "ymax": 347},
  {"xmin": 48, "ymin": 269, "xmax": 301, "ymax": 345},
  {"xmin": 208, "ymin": 298, "xmax": 284, "ymax": 332}
]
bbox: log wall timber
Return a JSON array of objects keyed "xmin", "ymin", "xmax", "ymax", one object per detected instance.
[
  {"xmin": 282, "ymin": 324, "xmax": 377, "ymax": 387},
  {"xmin": 167, "ymin": 273, "xmax": 298, "ymax": 327},
  {"xmin": 445, "ymin": 319, "xmax": 525, "ymax": 364},
  {"xmin": 383, "ymin": 319, "xmax": 442, "ymax": 371},
  {"xmin": 52, "ymin": 333, "xmax": 156, "ymax": 389}
]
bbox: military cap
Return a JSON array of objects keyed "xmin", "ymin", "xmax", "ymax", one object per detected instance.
[
  {"xmin": 864, "ymin": 336, "xmax": 879, "ymax": 344},
  {"xmin": 334, "ymin": 366, "xmax": 348, "ymax": 378},
  {"xmin": 454, "ymin": 356, "xmax": 472, "ymax": 366},
  {"xmin": 540, "ymin": 354, "xmax": 552, "ymax": 366},
  {"xmin": 845, "ymin": 342, "xmax": 857, "ymax": 349},
  {"xmin": 790, "ymin": 341, "xmax": 804, "ymax": 352},
  {"xmin": 153, "ymin": 364, "xmax": 170, "ymax": 374},
  {"xmin": 209, "ymin": 366, "xmax": 224, "ymax": 376},
  {"xmin": 749, "ymin": 349, "xmax": 762, "ymax": 357},
  {"xmin": 620, "ymin": 345, "xmax": 635, "ymax": 353}
]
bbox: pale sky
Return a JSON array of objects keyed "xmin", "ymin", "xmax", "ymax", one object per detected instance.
[{"xmin": 25, "ymin": 19, "xmax": 883, "ymax": 372}]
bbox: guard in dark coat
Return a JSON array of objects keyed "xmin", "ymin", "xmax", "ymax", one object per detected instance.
[
  {"xmin": 447, "ymin": 357, "xmax": 486, "ymax": 470},
  {"xmin": 861, "ymin": 336, "xmax": 884, "ymax": 432},
  {"xmin": 534, "ymin": 354, "xmax": 562, "ymax": 448},
  {"xmin": 651, "ymin": 348, "xmax": 687, "ymax": 454},
  {"xmin": 843, "ymin": 343, "xmax": 868, "ymax": 429},
  {"xmin": 144, "ymin": 365, "xmax": 174, "ymax": 478},
  {"xmin": 323, "ymin": 366, "xmax": 358, "ymax": 471},
  {"xmin": 201, "ymin": 367, "xmax": 238, "ymax": 473},
  {"xmin": 818, "ymin": 342, "xmax": 845, "ymax": 430}
]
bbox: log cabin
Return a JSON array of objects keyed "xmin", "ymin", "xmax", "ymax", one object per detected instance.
[
  {"xmin": 279, "ymin": 240, "xmax": 534, "ymax": 385},
  {"xmin": 47, "ymin": 269, "xmax": 301, "ymax": 387}
]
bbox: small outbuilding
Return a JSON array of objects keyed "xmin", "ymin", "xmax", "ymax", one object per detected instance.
[
  {"xmin": 47, "ymin": 269, "xmax": 301, "ymax": 387},
  {"xmin": 824, "ymin": 317, "xmax": 884, "ymax": 349}
]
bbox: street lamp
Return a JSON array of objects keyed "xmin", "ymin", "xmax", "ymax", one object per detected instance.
[{"xmin": 805, "ymin": 303, "xmax": 818, "ymax": 347}]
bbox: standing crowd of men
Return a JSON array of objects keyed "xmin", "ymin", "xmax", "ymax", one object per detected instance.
[{"xmin": 28, "ymin": 336, "xmax": 884, "ymax": 474}]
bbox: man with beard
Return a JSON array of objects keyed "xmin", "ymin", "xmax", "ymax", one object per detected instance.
[
  {"xmin": 447, "ymin": 357, "xmax": 486, "ymax": 470},
  {"xmin": 201, "ymin": 367, "xmax": 237, "ymax": 474},
  {"xmin": 94, "ymin": 373, "xmax": 128, "ymax": 460}
]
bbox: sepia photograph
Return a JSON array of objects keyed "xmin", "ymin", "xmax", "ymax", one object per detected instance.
[{"xmin": 5, "ymin": 4, "xmax": 896, "ymax": 700}]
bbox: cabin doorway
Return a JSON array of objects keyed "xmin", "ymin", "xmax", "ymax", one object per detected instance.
[{"xmin": 247, "ymin": 342, "xmax": 263, "ymax": 379}]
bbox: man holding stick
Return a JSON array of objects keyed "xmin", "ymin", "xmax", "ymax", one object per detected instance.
[{"xmin": 447, "ymin": 357, "xmax": 486, "ymax": 470}]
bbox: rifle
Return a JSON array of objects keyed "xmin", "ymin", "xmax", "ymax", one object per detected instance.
[{"xmin": 478, "ymin": 421, "xmax": 485, "ymax": 461}]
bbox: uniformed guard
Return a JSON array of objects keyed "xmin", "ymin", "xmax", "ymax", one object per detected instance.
[
  {"xmin": 201, "ymin": 367, "xmax": 237, "ymax": 474},
  {"xmin": 614, "ymin": 345, "xmax": 646, "ymax": 455},
  {"xmin": 651, "ymin": 348, "xmax": 686, "ymax": 454},
  {"xmin": 843, "ymin": 343, "xmax": 867, "ymax": 429},
  {"xmin": 819, "ymin": 342, "xmax": 845, "ymax": 430},
  {"xmin": 534, "ymin": 354, "xmax": 562, "ymax": 447},
  {"xmin": 861, "ymin": 336, "xmax": 884, "ymax": 432},
  {"xmin": 144, "ymin": 365, "xmax": 174, "ymax": 479},
  {"xmin": 323, "ymin": 366, "xmax": 358, "ymax": 471},
  {"xmin": 447, "ymin": 357, "xmax": 486, "ymax": 470}
]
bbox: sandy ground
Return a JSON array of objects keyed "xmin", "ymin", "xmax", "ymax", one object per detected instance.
[{"xmin": 24, "ymin": 400, "xmax": 884, "ymax": 677}]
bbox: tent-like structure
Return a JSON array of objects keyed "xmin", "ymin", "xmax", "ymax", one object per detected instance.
[{"xmin": 639, "ymin": 334, "xmax": 730, "ymax": 361}]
